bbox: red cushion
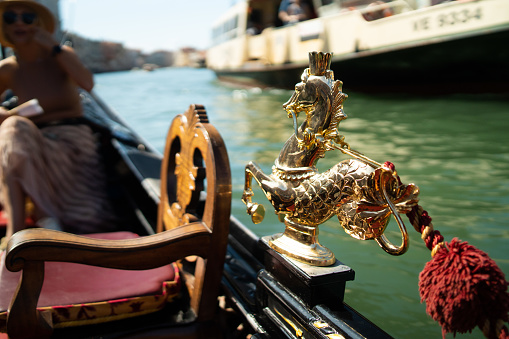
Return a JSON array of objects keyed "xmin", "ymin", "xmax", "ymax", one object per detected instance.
[{"xmin": 0, "ymin": 232, "xmax": 177, "ymax": 312}]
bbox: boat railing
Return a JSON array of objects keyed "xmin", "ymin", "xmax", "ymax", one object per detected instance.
[
  {"xmin": 318, "ymin": 0, "xmax": 415, "ymax": 19},
  {"xmin": 241, "ymin": 0, "xmax": 414, "ymax": 65}
]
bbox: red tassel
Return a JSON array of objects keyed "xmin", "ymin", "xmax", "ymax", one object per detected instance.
[
  {"xmin": 388, "ymin": 162, "xmax": 509, "ymax": 338},
  {"xmin": 419, "ymin": 238, "xmax": 509, "ymax": 338}
]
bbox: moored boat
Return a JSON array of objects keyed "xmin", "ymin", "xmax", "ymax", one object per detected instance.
[
  {"xmin": 207, "ymin": 0, "xmax": 509, "ymax": 93},
  {"xmin": 1, "ymin": 53, "xmax": 508, "ymax": 337}
]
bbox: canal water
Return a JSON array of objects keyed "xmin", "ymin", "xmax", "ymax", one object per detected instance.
[{"xmin": 94, "ymin": 67, "xmax": 509, "ymax": 339}]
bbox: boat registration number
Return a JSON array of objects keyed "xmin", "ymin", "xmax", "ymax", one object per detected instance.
[{"xmin": 413, "ymin": 7, "xmax": 482, "ymax": 31}]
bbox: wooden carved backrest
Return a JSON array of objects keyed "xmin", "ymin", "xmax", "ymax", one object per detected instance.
[{"xmin": 157, "ymin": 104, "xmax": 231, "ymax": 320}]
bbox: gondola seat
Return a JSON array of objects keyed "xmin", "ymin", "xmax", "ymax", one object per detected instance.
[{"xmin": 0, "ymin": 104, "xmax": 231, "ymax": 339}]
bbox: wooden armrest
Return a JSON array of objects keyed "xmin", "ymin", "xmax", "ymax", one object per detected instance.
[
  {"xmin": 5, "ymin": 225, "xmax": 212, "ymax": 339},
  {"xmin": 6, "ymin": 225, "xmax": 211, "ymax": 273}
]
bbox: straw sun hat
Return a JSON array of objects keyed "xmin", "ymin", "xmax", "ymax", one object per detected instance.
[{"xmin": 0, "ymin": 0, "xmax": 55, "ymax": 47}]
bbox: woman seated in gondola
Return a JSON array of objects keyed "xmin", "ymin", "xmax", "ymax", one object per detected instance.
[{"xmin": 0, "ymin": 0, "xmax": 116, "ymax": 248}]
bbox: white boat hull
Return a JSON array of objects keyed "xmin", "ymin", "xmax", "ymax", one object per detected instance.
[{"xmin": 207, "ymin": 0, "xmax": 509, "ymax": 92}]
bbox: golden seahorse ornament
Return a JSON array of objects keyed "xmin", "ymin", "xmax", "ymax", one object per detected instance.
[{"xmin": 242, "ymin": 52, "xmax": 419, "ymax": 266}]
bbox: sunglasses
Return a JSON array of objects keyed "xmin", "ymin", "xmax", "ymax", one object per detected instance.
[{"xmin": 2, "ymin": 11, "xmax": 37, "ymax": 25}]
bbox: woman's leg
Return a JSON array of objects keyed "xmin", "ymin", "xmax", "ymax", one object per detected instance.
[
  {"xmin": 0, "ymin": 116, "xmax": 35, "ymax": 241},
  {"xmin": 3, "ymin": 178, "xmax": 26, "ymax": 240}
]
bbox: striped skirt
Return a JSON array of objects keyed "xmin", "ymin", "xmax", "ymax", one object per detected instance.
[{"xmin": 0, "ymin": 116, "xmax": 117, "ymax": 234}]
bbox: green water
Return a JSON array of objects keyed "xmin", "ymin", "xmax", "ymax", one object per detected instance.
[{"xmin": 95, "ymin": 67, "xmax": 509, "ymax": 339}]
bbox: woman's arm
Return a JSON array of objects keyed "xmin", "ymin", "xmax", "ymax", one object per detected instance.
[
  {"xmin": 0, "ymin": 107, "xmax": 10, "ymax": 124},
  {"xmin": 53, "ymin": 45, "xmax": 94, "ymax": 92},
  {"xmin": 0, "ymin": 58, "xmax": 13, "ymax": 99},
  {"xmin": 0, "ymin": 59, "xmax": 14, "ymax": 124},
  {"xmin": 32, "ymin": 28, "xmax": 94, "ymax": 92},
  {"xmin": 0, "ymin": 100, "xmax": 44, "ymax": 124}
]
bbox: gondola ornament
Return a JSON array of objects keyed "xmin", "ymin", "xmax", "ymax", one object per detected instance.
[
  {"xmin": 242, "ymin": 52, "xmax": 509, "ymax": 339},
  {"xmin": 242, "ymin": 51, "xmax": 419, "ymax": 266}
]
